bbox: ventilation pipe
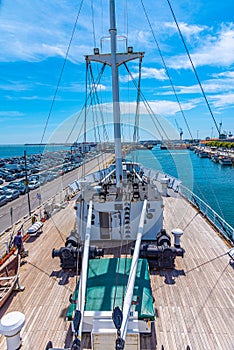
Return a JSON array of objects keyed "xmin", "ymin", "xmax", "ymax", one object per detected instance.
[
  {"xmin": 0, "ymin": 311, "xmax": 25, "ymax": 350},
  {"xmin": 160, "ymin": 177, "xmax": 169, "ymax": 197}
]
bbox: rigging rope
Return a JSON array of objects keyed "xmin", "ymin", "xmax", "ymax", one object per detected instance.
[
  {"xmin": 124, "ymin": 0, "xmax": 128, "ymax": 38},
  {"xmin": 140, "ymin": 0, "xmax": 194, "ymax": 140},
  {"xmin": 40, "ymin": 0, "xmax": 84, "ymax": 144},
  {"xmin": 166, "ymin": 0, "xmax": 220, "ymax": 137},
  {"xmin": 65, "ymin": 63, "xmax": 107, "ymax": 144},
  {"xmin": 91, "ymin": 0, "xmax": 97, "ymax": 48},
  {"xmin": 133, "ymin": 56, "xmax": 143, "ymax": 144},
  {"xmin": 123, "ymin": 62, "xmax": 169, "ymax": 140},
  {"xmin": 81, "ymin": 59, "xmax": 89, "ymax": 178},
  {"xmin": 87, "ymin": 62, "xmax": 110, "ymax": 177},
  {"xmin": 88, "ymin": 65, "xmax": 101, "ymax": 173}
]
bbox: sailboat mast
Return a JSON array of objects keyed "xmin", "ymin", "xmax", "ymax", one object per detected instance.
[{"xmin": 109, "ymin": 0, "xmax": 123, "ymax": 191}]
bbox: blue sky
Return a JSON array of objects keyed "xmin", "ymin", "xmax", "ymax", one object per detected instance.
[{"xmin": 0, "ymin": 0, "xmax": 233, "ymax": 144}]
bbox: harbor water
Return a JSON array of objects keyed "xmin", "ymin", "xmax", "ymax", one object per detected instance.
[
  {"xmin": 127, "ymin": 147, "xmax": 234, "ymax": 229},
  {"xmin": 0, "ymin": 144, "xmax": 70, "ymax": 158},
  {"xmin": 0, "ymin": 144, "xmax": 233, "ymax": 229}
]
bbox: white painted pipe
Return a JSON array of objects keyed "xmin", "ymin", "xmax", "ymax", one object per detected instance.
[
  {"xmin": 75, "ymin": 200, "xmax": 93, "ymax": 342},
  {"xmin": 120, "ymin": 199, "xmax": 147, "ymax": 341},
  {"xmin": 100, "ymin": 168, "xmax": 116, "ymax": 184},
  {"xmin": 132, "ymin": 168, "xmax": 143, "ymax": 183}
]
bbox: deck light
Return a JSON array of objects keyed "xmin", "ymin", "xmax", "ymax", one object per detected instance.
[
  {"xmin": 94, "ymin": 48, "xmax": 99, "ymax": 55},
  {"xmin": 127, "ymin": 46, "xmax": 133, "ymax": 53}
]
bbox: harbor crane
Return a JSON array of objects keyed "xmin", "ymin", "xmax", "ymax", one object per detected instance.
[{"xmin": 175, "ymin": 119, "xmax": 183, "ymax": 141}]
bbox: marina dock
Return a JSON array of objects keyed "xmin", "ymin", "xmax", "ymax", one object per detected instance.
[{"xmin": 193, "ymin": 146, "xmax": 234, "ymax": 164}]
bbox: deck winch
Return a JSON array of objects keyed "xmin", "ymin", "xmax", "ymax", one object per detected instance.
[
  {"xmin": 134, "ymin": 229, "xmax": 185, "ymax": 269},
  {"xmin": 52, "ymin": 230, "xmax": 104, "ymax": 270}
]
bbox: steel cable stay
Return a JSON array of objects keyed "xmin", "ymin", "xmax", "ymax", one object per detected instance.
[
  {"xmin": 35, "ymin": 0, "xmax": 86, "ymax": 251},
  {"xmin": 81, "ymin": 59, "xmax": 89, "ymax": 178},
  {"xmin": 90, "ymin": 0, "xmax": 109, "ymax": 175},
  {"xmin": 88, "ymin": 62, "xmax": 110, "ymax": 142},
  {"xmin": 133, "ymin": 56, "xmax": 143, "ymax": 145},
  {"xmin": 87, "ymin": 62, "xmax": 110, "ymax": 178},
  {"xmin": 65, "ymin": 61, "xmax": 107, "ymax": 180},
  {"xmin": 127, "ymin": 0, "xmax": 226, "ymax": 224},
  {"xmin": 40, "ymin": 0, "xmax": 84, "ymax": 145},
  {"xmin": 123, "ymin": 62, "xmax": 169, "ymax": 141},
  {"xmin": 88, "ymin": 72, "xmax": 102, "ymax": 174},
  {"xmin": 166, "ymin": 0, "xmax": 221, "ymax": 138},
  {"xmin": 132, "ymin": 56, "xmax": 143, "ymax": 165},
  {"xmin": 140, "ymin": 0, "xmax": 194, "ymax": 141},
  {"xmin": 91, "ymin": 0, "xmax": 97, "ymax": 49},
  {"xmin": 163, "ymin": 0, "xmax": 226, "ymax": 221},
  {"xmin": 64, "ymin": 62, "xmax": 107, "ymax": 144}
]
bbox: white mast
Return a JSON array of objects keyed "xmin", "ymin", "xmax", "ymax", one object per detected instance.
[
  {"xmin": 85, "ymin": 2, "xmax": 143, "ymax": 194},
  {"xmin": 109, "ymin": 0, "xmax": 123, "ymax": 192}
]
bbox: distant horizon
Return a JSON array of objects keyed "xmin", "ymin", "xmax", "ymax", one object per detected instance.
[{"xmin": 0, "ymin": 135, "xmax": 234, "ymax": 147}]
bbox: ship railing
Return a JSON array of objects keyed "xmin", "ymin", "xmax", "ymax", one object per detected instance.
[
  {"xmin": 78, "ymin": 166, "xmax": 113, "ymax": 184},
  {"xmin": 0, "ymin": 185, "xmax": 79, "ymax": 261},
  {"xmin": 179, "ymin": 185, "xmax": 234, "ymax": 245},
  {"xmin": 141, "ymin": 166, "xmax": 234, "ymax": 245}
]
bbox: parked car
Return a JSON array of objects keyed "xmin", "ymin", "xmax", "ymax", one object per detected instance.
[
  {"xmin": 0, "ymin": 194, "xmax": 7, "ymax": 206},
  {"xmin": 8, "ymin": 182, "xmax": 27, "ymax": 195},
  {"xmin": 28, "ymin": 180, "xmax": 40, "ymax": 190},
  {"xmin": 0, "ymin": 179, "xmax": 3, "ymax": 185},
  {"xmin": 0, "ymin": 189, "xmax": 5, "ymax": 196},
  {"xmin": 5, "ymin": 174, "xmax": 17, "ymax": 182},
  {"xmin": 1, "ymin": 186, "xmax": 9, "ymax": 193},
  {"xmin": 5, "ymin": 189, "xmax": 20, "ymax": 201}
]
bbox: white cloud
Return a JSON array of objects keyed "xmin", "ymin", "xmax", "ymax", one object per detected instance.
[
  {"xmin": 141, "ymin": 67, "xmax": 167, "ymax": 80},
  {"xmin": 118, "ymin": 99, "xmax": 197, "ymax": 117},
  {"xmin": 210, "ymin": 93, "xmax": 234, "ymax": 108},
  {"xmin": 120, "ymin": 67, "xmax": 167, "ymax": 83},
  {"xmin": 168, "ymin": 23, "xmax": 234, "ymax": 69},
  {"xmin": 213, "ymin": 71, "xmax": 234, "ymax": 79},
  {"xmin": 91, "ymin": 83, "xmax": 107, "ymax": 91},
  {"xmin": 0, "ymin": 111, "xmax": 24, "ymax": 118},
  {"xmin": 161, "ymin": 77, "xmax": 234, "ymax": 96},
  {"xmin": 143, "ymin": 100, "xmax": 197, "ymax": 116},
  {"xmin": 0, "ymin": 0, "xmax": 94, "ymax": 63},
  {"xmin": 0, "ymin": 81, "xmax": 32, "ymax": 91},
  {"xmin": 164, "ymin": 22, "xmax": 207, "ymax": 39}
]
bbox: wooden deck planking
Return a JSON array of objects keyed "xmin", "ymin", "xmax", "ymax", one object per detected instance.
[
  {"xmin": 0, "ymin": 186, "xmax": 233, "ymax": 349},
  {"xmin": 0, "ymin": 199, "xmax": 77, "ymax": 350},
  {"xmin": 151, "ymin": 194, "xmax": 234, "ymax": 350}
]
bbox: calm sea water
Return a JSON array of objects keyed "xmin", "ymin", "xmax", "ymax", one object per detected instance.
[
  {"xmin": 0, "ymin": 144, "xmax": 70, "ymax": 158},
  {"xmin": 128, "ymin": 147, "xmax": 234, "ymax": 229},
  {"xmin": 0, "ymin": 144, "xmax": 233, "ymax": 228}
]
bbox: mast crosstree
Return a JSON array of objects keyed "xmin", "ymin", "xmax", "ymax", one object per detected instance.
[{"xmin": 85, "ymin": 0, "xmax": 144, "ymax": 193}]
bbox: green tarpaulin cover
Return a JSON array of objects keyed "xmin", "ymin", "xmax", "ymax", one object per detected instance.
[{"xmin": 67, "ymin": 258, "xmax": 154, "ymax": 321}]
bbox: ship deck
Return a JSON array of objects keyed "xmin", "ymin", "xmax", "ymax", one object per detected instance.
[{"xmin": 0, "ymin": 190, "xmax": 233, "ymax": 350}]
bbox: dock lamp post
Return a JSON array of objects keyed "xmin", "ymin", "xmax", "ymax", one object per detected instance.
[{"xmin": 24, "ymin": 150, "xmax": 31, "ymax": 217}]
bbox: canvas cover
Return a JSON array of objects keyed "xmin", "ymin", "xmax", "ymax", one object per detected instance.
[{"xmin": 67, "ymin": 258, "xmax": 154, "ymax": 321}]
